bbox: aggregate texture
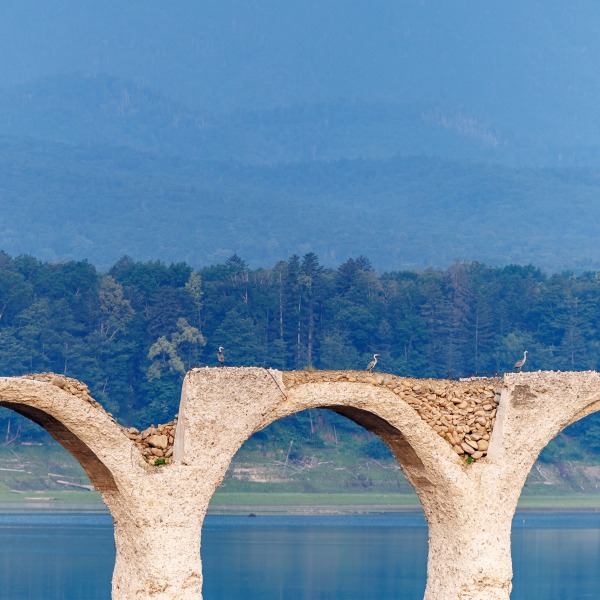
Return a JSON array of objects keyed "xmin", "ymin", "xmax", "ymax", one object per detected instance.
[
  {"xmin": 22, "ymin": 372, "xmax": 177, "ymax": 466},
  {"xmin": 284, "ymin": 371, "xmax": 500, "ymax": 458}
]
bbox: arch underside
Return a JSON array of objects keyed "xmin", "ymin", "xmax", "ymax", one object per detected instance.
[
  {"xmin": 567, "ymin": 398, "xmax": 600, "ymax": 429},
  {"xmin": 0, "ymin": 402, "xmax": 117, "ymax": 492},
  {"xmin": 327, "ymin": 406, "xmax": 433, "ymax": 489}
]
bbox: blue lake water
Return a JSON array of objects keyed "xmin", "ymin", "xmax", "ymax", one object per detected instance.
[{"xmin": 0, "ymin": 512, "xmax": 599, "ymax": 599}]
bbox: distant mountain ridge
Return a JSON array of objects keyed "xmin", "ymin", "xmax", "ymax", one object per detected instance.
[
  {"xmin": 2, "ymin": 133, "xmax": 600, "ymax": 272},
  {"xmin": 2, "ymin": 73, "xmax": 598, "ymax": 168},
  {"xmin": 3, "ymin": 1, "xmax": 600, "ymax": 164}
]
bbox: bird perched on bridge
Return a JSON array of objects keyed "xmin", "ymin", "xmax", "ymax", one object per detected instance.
[
  {"xmin": 366, "ymin": 354, "xmax": 381, "ymax": 372},
  {"xmin": 513, "ymin": 351, "xmax": 528, "ymax": 372},
  {"xmin": 217, "ymin": 346, "xmax": 225, "ymax": 366}
]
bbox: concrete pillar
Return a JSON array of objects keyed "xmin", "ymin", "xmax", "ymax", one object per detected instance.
[
  {"xmin": 425, "ymin": 521, "xmax": 512, "ymax": 599},
  {"xmin": 103, "ymin": 469, "xmax": 216, "ymax": 600},
  {"xmin": 110, "ymin": 506, "xmax": 203, "ymax": 599},
  {"xmin": 419, "ymin": 470, "xmax": 521, "ymax": 600}
]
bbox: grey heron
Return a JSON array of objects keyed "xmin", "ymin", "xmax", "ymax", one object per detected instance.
[
  {"xmin": 217, "ymin": 346, "xmax": 225, "ymax": 366},
  {"xmin": 366, "ymin": 353, "xmax": 381, "ymax": 372},
  {"xmin": 513, "ymin": 351, "xmax": 528, "ymax": 372}
]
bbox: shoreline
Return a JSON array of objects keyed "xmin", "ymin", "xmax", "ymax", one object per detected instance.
[{"xmin": 0, "ymin": 491, "xmax": 598, "ymax": 515}]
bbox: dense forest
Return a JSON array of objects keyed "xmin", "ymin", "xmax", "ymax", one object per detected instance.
[{"xmin": 0, "ymin": 251, "xmax": 599, "ymax": 463}]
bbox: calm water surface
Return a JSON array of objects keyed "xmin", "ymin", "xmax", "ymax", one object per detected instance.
[{"xmin": 0, "ymin": 512, "xmax": 599, "ymax": 599}]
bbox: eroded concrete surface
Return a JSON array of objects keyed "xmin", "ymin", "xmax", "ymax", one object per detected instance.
[{"xmin": 1, "ymin": 368, "xmax": 600, "ymax": 599}]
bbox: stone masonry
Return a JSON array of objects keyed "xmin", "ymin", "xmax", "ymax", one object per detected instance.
[
  {"xmin": 284, "ymin": 371, "xmax": 500, "ymax": 459},
  {"xmin": 1, "ymin": 368, "xmax": 599, "ymax": 599}
]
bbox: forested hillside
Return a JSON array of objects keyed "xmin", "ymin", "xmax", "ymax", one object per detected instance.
[
  {"xmin": 3, "ymin": 136, "xmax": 600, "ymax": 272},
  {"xmin": 0, "ymin": 252, "xmax": 599, "ymax": 467}
]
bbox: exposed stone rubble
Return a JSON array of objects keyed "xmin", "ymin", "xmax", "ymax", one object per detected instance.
[
  {"xmin": 283, "ymin": 370, "xmax": 500, "ymax": 459},
  {"xmin": 124, "ymin": 421, "xmax": 177, "ymax": 466},
  {"xmin": 21, "ymin": 372, "xmax": 105, "ymax": 410},
  {"xmin": 20, "ymin": 372, "xmax": 176, "ymax": 466}
]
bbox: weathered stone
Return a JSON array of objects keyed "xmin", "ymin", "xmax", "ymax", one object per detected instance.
[
  {"xmin": 49, "ymin": 375, "xmax": 64, "ymax": 387},
  {"xmin": 461, "ymin": 442, "xmax": 475, "ymax": 454},
  {"xmin": 147, "ymin": 434, "xmax": 168, "ymax": 449},
  {"xmin": 464, "ymin": 438, "xmax": 478, "ymax": 450}
]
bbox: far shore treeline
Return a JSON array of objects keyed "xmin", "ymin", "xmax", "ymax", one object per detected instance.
[{"xmin": 1, "ymin": 251, "xmax": 600, "ymax": 461}]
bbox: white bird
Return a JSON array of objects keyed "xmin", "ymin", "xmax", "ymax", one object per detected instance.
[
  {"xmin": 217, "ymin": 346, "xmax": 225, "ymax": 366},
  {"xmin": 366, "ymin": 354, "xmax": 381, "ymax": 372},
  {"xmin": 513, "ymin": 351, "xmax": 528, "ymax": 372}
]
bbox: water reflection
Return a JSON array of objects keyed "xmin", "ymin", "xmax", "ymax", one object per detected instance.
[
  {"xmin": 512, "ymin": 518, "xmax": 600, "ymax": 600},
  {"xmin": 0, "ymin": 512, "xmax": 599, "ymax": 599},
  {"xmin": 202, "ymin": 515, "xmax": 428, "ymax": 600},
  {"xmin": 0, "ymin": 514, "xmax": 114, "ymax": 600}
]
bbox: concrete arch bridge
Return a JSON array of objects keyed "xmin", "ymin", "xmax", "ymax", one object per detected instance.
[{"xmin": 0, "ymin": 368, "xmax": 598, "ymax": 600}]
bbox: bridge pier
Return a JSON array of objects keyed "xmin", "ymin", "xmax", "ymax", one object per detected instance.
[
  {"xmin": 103, "ymin": 467, "xmax": 221, "ymax": 600},
  {"xmin": 421, "ymin": 481, "xmax": 517, "ymax": 600},
  {"xmin": 110, "ymin": 505, "xmax": 204, "ymax": 599}
]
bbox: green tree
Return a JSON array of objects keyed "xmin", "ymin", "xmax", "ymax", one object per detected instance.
[
  {"xmin": 147, "ymin": 318, "xmax": 205, "ymax": 379},
  {"xmin": 213, "ymin": 308, "xmax": 265, "ymax": 367},
  {"xmin": 185, "ymin": 271, "xmax": 203, "ymax": 328},
  {"xmin": 98, "ymin": 275, "xmax": 134, "ymax": 341},
  {"xmin": 319, "ymin": 331, "xmax": 362, "ymax": 370}
]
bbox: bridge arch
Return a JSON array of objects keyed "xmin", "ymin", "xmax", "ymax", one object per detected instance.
[
  {"xmin": 0, "ymin": 374, "xmax": 207, "ymax": 600},
  {"xmin": 564, "ymin": 398, "xmax": 600, "ymax": 432},
  {"xmin": 0, "ymin": 376, "xmax": 147, "ymax": 496},
  {"xmin": 0, "ymin": 401, "xmax": 118, "ymax": 492},
  {"xmin": 181, "ymin": 368, "xmax": 498, "ymax": 600},
  {"xmin": 202, "ymin": 405, "xmax": 429, "ymax": 599},
  {"xmin": 177, "ymin": 368, "xmax": 469, "ymax": 506}
]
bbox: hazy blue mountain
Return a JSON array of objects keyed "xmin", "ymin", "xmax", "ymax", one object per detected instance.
[
  {"xmin": 1, "ymin": 73, "xmax": 598, "ymax": 168},
  {"xmin": 2, "ymin": 135, "xmax": 600, "ymax": 272},
  {"xmin": 0, "ymin": 74, "xmax": 209, "ymax": 157},
  {"xmin": 2, "ymin": 2, "xmax": 600, "ymax": 271},
  {"xmin": 0, "ymin": 74, "xmax": 507, "ymax": 164},
  {"xmin": 2, "ymin": 1, "xmax": 600, "ymax": 162}
]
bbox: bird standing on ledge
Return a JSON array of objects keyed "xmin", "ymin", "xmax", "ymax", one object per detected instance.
[
  {"xmin": 366, "ymin": 353, "xmax": 381, "ymax": 372},
  {"xmin": 513, "ymin": 351, "xmax": 528, "ymax": 372},
  {"xmin": 217, "ymin": 346, "xmax": 225, "ymax": 366}
]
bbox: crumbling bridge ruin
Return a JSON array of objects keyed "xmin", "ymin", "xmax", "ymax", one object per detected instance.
[{"xmin": 1, "ymin": 367, "xmax": 599, "ymax": 599}]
